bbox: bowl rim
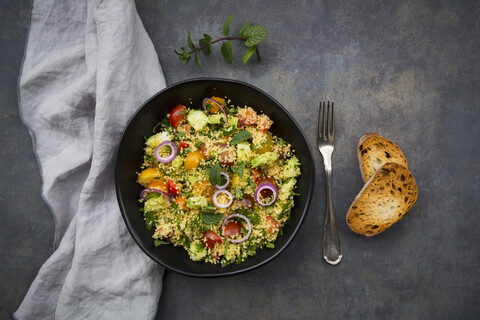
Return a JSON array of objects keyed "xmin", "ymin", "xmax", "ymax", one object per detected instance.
[{"xmin": 115, "ymin": 77, "xmax": 315, "ymax": 277}]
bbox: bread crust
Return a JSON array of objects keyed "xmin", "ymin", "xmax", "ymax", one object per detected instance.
[
  {"xmin": 346, "ymin": 162, "xmax": 418, "ymax": 237},
  {"xmin": 357, "ymin": 133, "xmax": 408, "ymax": 182}
]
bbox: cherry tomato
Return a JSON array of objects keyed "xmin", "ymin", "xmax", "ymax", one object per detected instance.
[
  {"xmin": 257, "ymin": 177, "xmax": 277, "ymax": 187},
  {"xmin": 202, "ymin": 230, "xmax": 222, "ymax": 250},
  {"xmin": 178, "ymin": 141, "xmax": 189, "ymax": 152},
  {"xmin": 266, "ymin": 216, "xmax": 279, "ymax": 233},
  {"xmin": 220, "ymin": 147, "xmax": 235, "ymax": 165},
  {"xmin": 200, "ymin": 143, "xmax": 208, "ymax": 158},
  {"xmin": 205, "ymin": 100, "xmax": 219, "ymax": 113},
  {"xmin": 167, "ymin": 179, "xmax": 181, "ymax": 196},
  {"xmin": 169, "ymin": 104, "xmax": 187, "ymax": 128},
  {"xmin": 138, "ymin": 168, "xmax": 162, "ymax": 187},
  {"xmin": 237, "ymin": 107, "xmax": 257, "ymax": 125},
  {"xmin": 147, "ymin": 179, "xmax": 168, "ymax": 193},
  {"xmin": 223, "ymin": 221, "xmax": 243, "ymax": 236},
  {"xmin": 239, "ymin": 194, "xmax": 255, "ymax": 208},
  {"xmin": 184, "ymin": 150, "xmax": 205, "ymax": 171},
  {"xmin": 193, "ymin": 181, "xmax": 214, "ymax": 199},
  {"xmin": 212, "ymin": 96, "xmax": 226, "ymax": 107},
  {"xmin": 252, "ymin": 168, "xmax": 262, "ymax": 184},
  {"xmin": 174, "ymin": 196, "xmax": 188, "ymax": 210},
  {"xmin": 255, "ymin": 134, "xmax": 273, "ymax": 154},
  {"xmin": 257, "ymin": 114, "xmax": 273, "ymax": 132}
]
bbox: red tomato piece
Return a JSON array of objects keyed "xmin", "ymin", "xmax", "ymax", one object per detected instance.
[
  {"xmin": 202, "ymin": 230, "xmax": 222, "ymax": 249},
  {"xmin": 257, "ymin": 114, "xmax": 273, "ymax": 132},
  {"xmin": 266, "ymin": 216, "xmax": 279, "ymax": 233},
  {"xmin": 169, "ymin": 104, "xmax": 187, "ymax": 128},
  {"xmin": 167, "ymin": 179, "xmax": 181, "ymax": 197},
  {"xmin": 257, "ymin": 177, "xmax": 277, "ymax": 187},
  {"xmin": 237, "ymin": 107, "xmax": 257, "ymax": 125},
  {"xmin": 174, "ymin": 196, "xmax": 188, "ymax": 210},
  {"xmin": 223, "ymin": 221, "xmax": 243, "ymax": 236},
  {"xmin": 220, "ymin": 148, "xmax": 235, "ymax": 165},
  {"xmin": 178, "ymin": 141, "xmax": 189, "ymax": 152},
  {"xmin": 252, "ymin": 168, "xmax": 262, "ymax": 184},
  {"xmin": 200, "ymin": 143, "xmax": 207, "ymax": 157}
]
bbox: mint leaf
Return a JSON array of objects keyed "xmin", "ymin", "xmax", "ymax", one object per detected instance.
[
  {"xmin": 239, "ymin": 21, "xmax": 252, "ymax": 38},
  {"xmin": 243, "ymin": 46, "xmax": 256, "ymax": 64},
  {"xmin": 243, "ymin": 26, "xmax": 268, "ymax": 47},
  {"xmin": 199, "ymin": 33, "xmax": 213, "ymax": 55},
  {"xmin": 182, "ymin": 47, "xmax": 191, "ymax": 59},
  {"xmin": 187, "ymin": 32, "xmax": 196, "ymax": 50},
  {"xmin": 223, "ymin": 14, "xmax": 236, "ymax": 36},
  {"xmin": 221, "ymin": 41, "xmax": 233, "ymax": 64},
  {"xmin": 200, "ymin": 211, "xmax": 223, "ymax": 225},
  {"xmin": 209, "ymin": 163, "xmax": 221, "ymax": 186},
  {"xmin": 232, "ymin": 162, "xmax": 245, "ymax": 178},
  {"xmin": 230, "ymin": 130, "xmax": 251, "ymax": 145},
  {"xmin": 194, "ymin": 52, "xmax": 201, "ymax": 69}
]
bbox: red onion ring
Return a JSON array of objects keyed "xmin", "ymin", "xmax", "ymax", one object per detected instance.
[
  {"xmin": 139, "ymin": 188, "xmax": 172, "ymax": 203},
  {"xmin": 212, "ymin": 189, "xmax": 233, "ymax": 208},
  {"xmin": 215, "ymin": 172, "xmax": 230, "ymax": 189},
  {"xmin": 202, "ymin": 98, "xmax": 228, "ymax": 125},
  {"xmin": 154, "ymin": 140, "xmax": 177, "ymax": 164},
  {"xmin": 254, "ymin": 182, "xmax": 278, "ymax": 206},
  {"xmin": 220, "ymin": 214, "xmax": 252, "ymax": 243}
]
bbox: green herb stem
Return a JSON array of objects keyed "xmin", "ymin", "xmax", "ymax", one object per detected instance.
[{"xmin": 186, "ymin": 36, "xmax": 246, "ymax": 54}]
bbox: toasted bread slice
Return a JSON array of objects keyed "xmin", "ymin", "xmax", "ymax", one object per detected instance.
[
  {"xmin": 358, "ymin": 133, "xmax": 408, "ymax": 182},
  {"xmin": 346, "ymin": 162, "xmax": 418, "ymax": 237}
]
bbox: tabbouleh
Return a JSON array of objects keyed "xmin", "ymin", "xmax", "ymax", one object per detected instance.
[{"xmin": 137, "ymin": 97, "xmax": 301, "ymax": 266}]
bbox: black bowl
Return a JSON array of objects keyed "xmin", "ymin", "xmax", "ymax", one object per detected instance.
[{"xmin": 115, "ymin": 78, "xmax": 314, "ymax": 277}]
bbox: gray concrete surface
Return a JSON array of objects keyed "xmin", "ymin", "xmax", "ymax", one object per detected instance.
[{"xmin": 2, "ymin": 0, "xmax": 479, "ymax": 319}]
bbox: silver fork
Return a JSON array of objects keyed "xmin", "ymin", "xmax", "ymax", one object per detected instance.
[{"xmin": 317, "ymin": 101, "xmax": 342, "ymax": 265}]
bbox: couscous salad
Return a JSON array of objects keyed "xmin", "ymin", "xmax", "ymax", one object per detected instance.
[{"xmin": 137, "ymin": 97, "xmax": 301, "ymax": 266}]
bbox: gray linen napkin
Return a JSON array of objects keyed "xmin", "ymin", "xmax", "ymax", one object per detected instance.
[{"xmin": 15, "ymin": 0, "xmax": 165, "ymax": 318}]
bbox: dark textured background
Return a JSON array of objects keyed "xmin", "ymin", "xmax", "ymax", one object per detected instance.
[{"xmin": 1, "ymin": 0, "xmax": 479, "ymax": 319}]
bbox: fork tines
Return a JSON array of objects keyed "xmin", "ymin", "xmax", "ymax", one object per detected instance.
[{"xmin": 318, "ymin": 100, "xmax": 334, "ymax": 141}]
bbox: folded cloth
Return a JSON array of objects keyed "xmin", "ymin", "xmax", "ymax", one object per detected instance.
[{"xmin": 15, "ymin": 0, "xmax": 165, "ymax": 319}]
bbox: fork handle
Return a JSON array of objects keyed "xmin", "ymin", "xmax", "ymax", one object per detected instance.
[{"xmin": 323, "ymin": 168, "xmax": 342, "ymax": 265}]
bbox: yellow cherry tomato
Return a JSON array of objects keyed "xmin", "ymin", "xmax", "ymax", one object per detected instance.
[
  {"xmin": 147, "ymin": 179, "xmax": 169, "ymax": 194},
  {"xmin": 193, "ymin": 181, "xmax": 214, "ymax": 198},
  {"xmin": 138, "ymin": 168, "xmax": 162, "ymax": 187},
  {"xmin": 184, "ymin": 150, "xmax": 205, "ymax": 171},
  {"xmin": 255, "ymin": 134, "xmax": 273, "ymax": 154}
]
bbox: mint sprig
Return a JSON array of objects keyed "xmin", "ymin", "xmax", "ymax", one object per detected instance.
[
  {"xmin": 230, "ymin": 130, "xmax": 252, "ymax": 145},
  {"xmin": 209, "ymin": 163, "xmax": 221, "ymax": 186},
  {"xmin": 175, "ymin": 14, "xmax": 268, "ymax": 68}
]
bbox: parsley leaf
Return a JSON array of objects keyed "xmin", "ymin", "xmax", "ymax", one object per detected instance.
[
  {"xmin": 232, "ymin": 162, "xmax": 245, "ymax": 178},
  {"xmin": 235, "ymin": 185, "xmax": 243, "ymax": 200},
  {"xmin": 266, "ymin": 242, "xmax": 275, "ymax": 249},
  {"xmin": 247, "ymin": 178, "xmax": 256, "ymax": 190},
  {"xmin": 154, "ymin": 239, "xmax": 169, "ymax": 247},
  {"xmin": 153, "ymin": 117, "xmax": 171, "ymax": 133}
]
